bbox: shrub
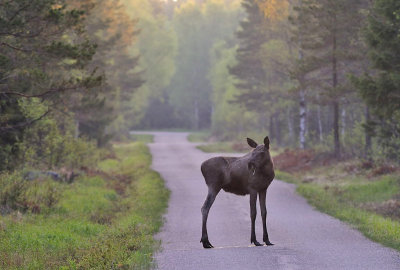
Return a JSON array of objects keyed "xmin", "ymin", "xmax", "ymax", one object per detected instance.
[
  {"xmin": 0, "ymin": 172, "xmax": 63, "ymax": 214},
  {"xmin": 0, "ymin": 172, "xmax": 27, "ymax": 214}
]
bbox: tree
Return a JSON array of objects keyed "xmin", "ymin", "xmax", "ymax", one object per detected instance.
[
  {"xmin": 0, "ymin": 0, "xmax": 100, "ymax": 169},
  {"xmin": 229, "ymin": 0, "xmax": 268, "ymax": 110},
  {"xmin": 122, "ymin": 0, "xmax": 178, "ymax": 129},
  {"xmin": 71, "ymin": 0, "xmax": 144, "ymax": 141},
  {"xmin": 165, "ymin": 0, "xmax": 241, "ymax": 130},
  {"xmin": 353, "ymin": 0, "xmax": 400, "ymax": 160},
  {"xmin": 290, "ymin": 0, "xmax": 365, "ymax": 157}
]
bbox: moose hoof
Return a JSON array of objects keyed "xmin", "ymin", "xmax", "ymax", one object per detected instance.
[
  {"xmin": 201, "ymin": 239, "xmax": 214, "ymax": 249},
  {"xmin": 252, "ymin": 240, "xmax": 263, "ymax": 246},
  {"xmin": 264, "ymin": 240, "xmax": 274, "ymax": 246}
]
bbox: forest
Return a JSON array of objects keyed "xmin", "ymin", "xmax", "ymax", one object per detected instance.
[
  {"xmin": 0, "ymin": 0, "xmax": 399, "ymax": 268},
  {"xmin": 1, "ymin": 0, "xmax": 400, "ymax": 170}
]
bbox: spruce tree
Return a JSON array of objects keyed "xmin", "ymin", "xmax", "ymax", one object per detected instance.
[{"xmin": 229, "ymin": 0, "xmax": 268, "ymax": 110}]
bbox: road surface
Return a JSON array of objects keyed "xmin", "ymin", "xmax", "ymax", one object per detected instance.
[{"xmin": 141, "ymin": 132, "xmax": 400, "ymax": 270}]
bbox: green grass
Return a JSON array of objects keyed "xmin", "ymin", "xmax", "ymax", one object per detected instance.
[
  {"xmin": 0, "ymin": 142, "xmax": 169, "ymax": 269},
  {"xmin": 275, "ymin": 170, "xmax": 297, "ymax": 183},
  {"xmin": 298, "ymin": 183, "xmax": 400, "ymax": 251},
  {"xmin": 335, "ymin": 175, "xmax": 399, "ymax": 203},
  {"xmin": 130, "ymin": 134, "xmax": 154, "ymax": 143},
  {"xmin": 276, "ymin": 160, "xmax": 400, "ymax": 252},
  {"xmin": 187, "ymin": 131, "xmax": 210, "ymax": 142}
]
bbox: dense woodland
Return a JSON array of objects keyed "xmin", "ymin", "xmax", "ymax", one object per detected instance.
[{"xmin": 1, "ymin": 0, "xmax": 400, "ymax": 174}]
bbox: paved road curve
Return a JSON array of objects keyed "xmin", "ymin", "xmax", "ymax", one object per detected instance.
[{"xmin": 143, "ymin": 132, "xmax": 400, "ymax": 270}]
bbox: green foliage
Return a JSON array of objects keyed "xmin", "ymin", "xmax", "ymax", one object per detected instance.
[
  {"xmin": 122, "ymin": 0, "xmax": 178, "ymax": 129},
  {"xmin": 353, "ymin": 0, "xmax": 400, "ymax": 160},
  {"xmin": 0, "ymin": 172, "xmax": 63, "ymax": 214},
  {"xmin": 0, "ymin": 172, "xmax": 27, "ymax": 214},
  {"xmin": 15, "ymin": 107, "xmax": 99, "ymax": 171},
  {"xmin": 229, "ymin": 0, "xmax": 268, "ymax": 109},
  {"xmin": 0, "ymin": 0, "xmax": 106, "ymax": 170},
  {"xmin": 209, "ymin": 41, "xmax": 259, "ymax": 139},
  {"xmin": 161, "ymin": 0, "xmax": 242, "ymax": 130}
]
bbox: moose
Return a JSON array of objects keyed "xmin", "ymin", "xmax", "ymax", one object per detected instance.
[{"xmin": 200, "ymin": 136, "xmax": 275, "ymax": 248}]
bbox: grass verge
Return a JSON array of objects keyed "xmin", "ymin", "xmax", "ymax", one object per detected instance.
[
  {"xmin": 0, "ymin": 140, "xmax": 169, "ymax": 269},
  {"xmin": 297, "ymin": 183, "xmax": 400, "ymax": 251},
  {"xmin": 187, "ymin": 131, "xmax": 210, "ymax": 143},
  {"xmin": 276, "ymin": 164, "xmax": 400, "ymax": 252}
]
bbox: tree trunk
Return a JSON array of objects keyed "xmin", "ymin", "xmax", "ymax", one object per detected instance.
[
  {"xmin": 288, "ymin": 107, "xmax": 294, "ymax": 146},
  {"xmin": 275, "ymin": 113, "xmax": 281, "ymax": 146},
  {"xmin": 317, "ymin": 103, "xmax": 323, "ymax": 142},
  {"xmin": 299, "ymin": 88, "xmax": 306, "ymax": 149},
  {"xmin": 333, "ymin": 101, "xmax": 340, "ymax": 158},
  {"xmin": 341, "ymin": 107, "xmax": 346, "ymax": 142},
  {"xmin": 332, "ymin": 18, "xmax": 340, "ymax": 158},
  {"xmin": 75, "ymin": 119, "xmax": 80, "ymax": 139},
  {"xmin": 269, "ymin": 114, "xmax": 274, "ymax": 142},
  {"xmin": 194, "ymin": 99, "xmax": 199, "ymax": 130},
  {"xmin": 298, "ymin": 11, "xmax": 306, "ymax": 149},
  {"xmin": 365, "ymin": 105, "xmax": 372, "ymax": 157}
]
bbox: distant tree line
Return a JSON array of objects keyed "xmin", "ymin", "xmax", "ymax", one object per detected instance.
[{"xmin": 134, "ymin": 0, "xmax": 399, "ymax": 161}]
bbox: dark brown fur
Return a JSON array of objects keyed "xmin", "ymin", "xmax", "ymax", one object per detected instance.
[{"xmin": 200, "ymin": 136, "xmax": 275, "ymax": 248}]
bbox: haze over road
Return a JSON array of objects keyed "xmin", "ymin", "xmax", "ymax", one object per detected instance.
[{"xmin": 142, "ymin": 132, "xmax": 400, "ymax": 270}]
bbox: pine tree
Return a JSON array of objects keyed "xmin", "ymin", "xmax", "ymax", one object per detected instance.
[
  {"xmin": 0, "ymin": 0, "xmax": 100, "ymax": 168},
  {"xmin": 354, "ymin": 0, "xmax": 400, "ymax": 160}
]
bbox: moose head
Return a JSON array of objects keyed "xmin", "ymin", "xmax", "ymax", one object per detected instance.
[{"xmin": 247, "ymin": 136, "xmax": 273, "ymax": 176}]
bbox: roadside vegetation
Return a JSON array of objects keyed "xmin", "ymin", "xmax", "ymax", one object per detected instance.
[
  {"xmin": 275, "ymin": 151, "xmax": 400, "ymax": 252},
  {"xmin": 0, "ymin": 137, "xmax": 169, "ymax": 269}
]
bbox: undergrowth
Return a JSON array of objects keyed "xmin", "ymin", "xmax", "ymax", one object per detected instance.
[{"xmin": 0, "ymin": 140, "xmax": 169, "ymax": 269}]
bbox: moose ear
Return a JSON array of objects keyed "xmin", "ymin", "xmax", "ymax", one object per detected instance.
[
  {"xmin": 247, "ymin": 138, "xmax": 258, "ymax": 148},
  {"xmin": 264, "ymin": 136, "xmax": 270, "ymax": 149}
]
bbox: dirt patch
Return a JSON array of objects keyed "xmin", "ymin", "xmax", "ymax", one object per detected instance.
[
  {"xmin": 362, "ymin": 199, "xmax": 400, "ymax": 220},
  {"xmin": 81, "ymin": 167, "xmax": 133, "ymax": 195},
  {"xmin": 232, "ymin": 142, "xmax": 250, "ymax": 152},
  {"xmin": 273, "ymin": 149, "xmax": 315, "ymax": 173},
  {"xmin": 369, "ymin": 164, "xmax": 398, "ymax": 177}
]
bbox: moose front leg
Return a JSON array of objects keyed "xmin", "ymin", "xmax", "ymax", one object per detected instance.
[
  {"xmin": 259, "ymin": 189, "xmax": 273, "ymax": 245},
  {"xmin": 250, "ymin": 191, "xmax": 262, "ymax": 246}
]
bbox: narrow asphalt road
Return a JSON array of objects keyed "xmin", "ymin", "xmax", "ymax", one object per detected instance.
[{"xmin": 141, "ymin": 131, "xmax": 399, "ymax": 270}]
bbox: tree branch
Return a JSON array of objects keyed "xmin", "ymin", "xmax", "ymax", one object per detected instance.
[
  {"xmin": 0, "ymin": 86, "xmax": 81, "ymax": 98},
  {"xmin": 0, "ymin": 110, "xmax": 51, "ymax": 132},
  {"xmin": 0, "ymin": 42, "xmax": 32, "ymax": 52}
]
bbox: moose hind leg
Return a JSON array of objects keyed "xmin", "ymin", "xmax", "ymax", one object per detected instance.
[
  {"xmin": 259, "ymin": 189, "xmax": 273, "ymax": 245},
  {"xmin": 201, "ymin": 187, "xmax": 220, "ymax": 248},
  {"xmin": 250, "ymin": 191, "xmax": 262, "ymax": 246}
]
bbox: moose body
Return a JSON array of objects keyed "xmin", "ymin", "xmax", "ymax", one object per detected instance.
[{"xmin": 200, "ymin": 136, "xmax": 275, "ymax": 248}]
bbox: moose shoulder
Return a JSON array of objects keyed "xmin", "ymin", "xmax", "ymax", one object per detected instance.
[{"xmin": 200, "ymin": 136, "xmax": 275, "ymax": 248}]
